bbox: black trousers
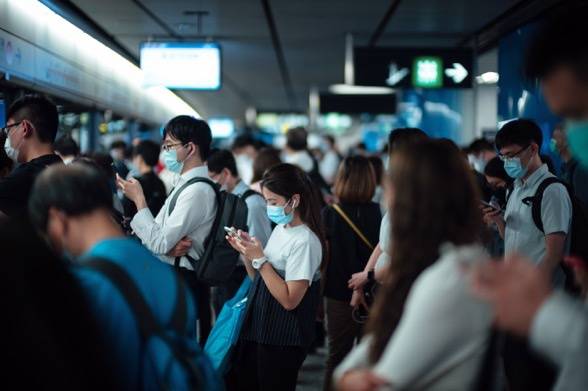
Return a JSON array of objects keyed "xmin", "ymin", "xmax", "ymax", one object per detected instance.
[
  {"xmin": 177, "ymin": 268, "xmax": 212, "ymax": 345},
  {"xmin": 503, "ymin": 334, "xmax": 557, "ymax": 391},
  {"xmin": 226, "ymin": 340, "xmax": 307, "ymax": 391},
  {"xmin": 212, "ymin": 266, "xmax": 248, "ymax": 316}
]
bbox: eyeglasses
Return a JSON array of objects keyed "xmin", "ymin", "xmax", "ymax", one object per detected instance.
[
  {"xmin": 0, "ymin": 121, "xmax": 23, "ymax": 136},
  {"xmin": 161, "ymin": 142, "xmax": 185, "ymax": 152},
  {"xmin": 499, "ymin": 145, "xmax": 530, "ymax": 162}
]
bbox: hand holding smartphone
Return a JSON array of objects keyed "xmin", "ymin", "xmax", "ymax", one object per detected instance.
[{"xmin": 480, "ymin": 200, "xmax": 501, "ymax": 212}]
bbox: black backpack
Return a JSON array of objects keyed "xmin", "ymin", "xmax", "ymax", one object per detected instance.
[
  {"xmin": 168, "ymin": 177, "xmax": 249, "ymax": 286},
  {"xmin": 524, "ymin": 177, "xmax": 588, "ymax": 292}
]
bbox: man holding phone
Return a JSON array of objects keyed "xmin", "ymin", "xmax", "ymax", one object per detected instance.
[
  {"xmin": 483, "ymin": 118, "xmax": 572, "ymax": 391},
  {"xmin": 118, "ymin": 115, "xmax": 216, "ymax": 344}
]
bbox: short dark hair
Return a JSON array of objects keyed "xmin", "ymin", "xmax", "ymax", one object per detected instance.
[
  {"xmin": 232, "ymin": 134, "xmax": 259, "ymax": 151},
  {"xmin": 207, "ymin": 149, "xmax": 238, "ymax": 177},
  {"xmin": 388, "ymin": 128, "xmax": 428, "ymax": 154},
  {"xmin": 133, "ymin": 140, "xmax": 160, "ymax": 167},
  {"xmin": 324, "ymin": 135, "xmax": 336, "ymax": 146},
  {"xmin": 29, "ymin": 164, "xmax": 113, "ymax": 232},
  {"xmin": 76, "ymin": 153, "xmax": 116, "ymax": 180},
  {"xmin": 7, "ymin": 94, "xmax": 58, "ymax": 144},
  {"xmin": 110, "ymin": 140, "xmax": 127, "ymax": 151},
  {"xmin": 525, "ymin": 4, "xmax": 588, "ymax": 81},
  {"xmin": 53, "ymin": 135, "xmax": 80, "ymax": 157},
  {"xmin": 163, "ymin": 116, "xmax": 212, "ymax": 161},
  {"xmin": 495, "ymin": 119, "xmax": 543, "ymax": 151},
  {"xmin": 484, "ymin": 156, "xmax": 512, "ymax": 184},
  {"xmin": 468, "ymin": 138, "xmax": 495, "ymax": 154},
  {"xmin": 286, "ymin": 127, "xmax": 308, "ymax": 151}
]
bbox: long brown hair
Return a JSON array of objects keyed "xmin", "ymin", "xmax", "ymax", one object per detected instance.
[
  {"xmin": 366, "ymin": 139, "xmax": 482, "ymax": 363},
  {"xmin": 261, "ymin": 163, "xmax": 326, "ymax": 258}
]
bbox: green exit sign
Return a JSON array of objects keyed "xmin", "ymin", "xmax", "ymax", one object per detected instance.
[{"xmin": 412, "ymin": 56, "xmax": 443, "ymax": 88}]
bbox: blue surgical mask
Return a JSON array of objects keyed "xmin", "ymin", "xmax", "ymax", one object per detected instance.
[
  {"xmin": 266, "ymin": 200, "xmax": 294, "ymax": 225},
  {"xmin": 504, "ymin": 157, "xmax": 528, "ymax": 179},
  {"xmin": 162, "ymin": 149, "xmax": 184, "ymax": 173},
  {"xmin": 567, "ymin": 120, "xmax": 588, "ymax": 168}
]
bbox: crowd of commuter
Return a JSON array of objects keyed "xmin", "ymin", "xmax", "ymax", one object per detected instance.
[{"xmin": 1, "ymin": 6, "xmax": 588, "ymax": 391}]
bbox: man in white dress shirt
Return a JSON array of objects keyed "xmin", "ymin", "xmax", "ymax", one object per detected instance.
[
  {"xmin": 207, "ymin": 148, "xmax": 273, "ymax": 313},
  {"xmin": 472, "ymin": 7, "xmax": 588, "ymax": 391},
  {"xmin": 118, "ymin": 115, "xmax": 216, "ymax": 343}
]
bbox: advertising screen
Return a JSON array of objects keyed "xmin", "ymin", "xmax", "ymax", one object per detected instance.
[{"xmin": 140, "ymin": 42, "xmax": 221, "ymax": 90}]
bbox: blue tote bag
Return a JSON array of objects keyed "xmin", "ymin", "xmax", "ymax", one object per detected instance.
[{"xmin": 204, "ymin": 278, "xmax": 251, "ymax": 374}]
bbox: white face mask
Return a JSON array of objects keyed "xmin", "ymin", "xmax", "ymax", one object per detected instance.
[{"xmin": 4, "ymin": 136, "xmax": 19, "ymax": 162}]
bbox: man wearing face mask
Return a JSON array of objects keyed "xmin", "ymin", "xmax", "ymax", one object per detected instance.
[
  {"xmin": 207, "ymin": 149, "xmax": 273, "ymax": 313},
  {"xmin": 0, "ymin": 95, "xmax": 63, "ymax": 218},
  {"xmin": 483, "ymin": 118, "xmax": 572, "ymax": 391},
  {"xmin": 118, "ymin": 115, "xmax": 216, "ymax": 343}
]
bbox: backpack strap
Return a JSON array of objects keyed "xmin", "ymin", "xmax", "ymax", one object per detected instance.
[
  {"xmin": 241, "ymin": 189, "xmax": 261, "ymax": 202},
  {"xmin": 331, "ymin": 204, "xmax": 375, "ymax": 250},
  {"xmin": 85, "ymin": 259, "xmax": 205, "ymax": 389},
  {"xmin": 528, "ymin": 177, "xmax": 567, "ymax": 233},
  {"xmin": 167, "ymin": 178, "xmax": 222, "ymax": 269},
  {"xmin": 85, "ymin": 259, "xmax": 161, "ymax": 338},
  {"xmin": 168, "ymin": 177, "xmax": 220, "ymax": 216}
]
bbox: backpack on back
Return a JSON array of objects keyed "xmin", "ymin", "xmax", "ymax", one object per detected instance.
[
  {"xmin": 168, "ymin": 177, "xmax": 249, "ymax": 286},
  {"xmin": 525, "ymin": 177, "xmax": 588, "ymax": 293},
  {"xmin": 85, "ymin": 259, "xmax": 222, "ymax": 391}
]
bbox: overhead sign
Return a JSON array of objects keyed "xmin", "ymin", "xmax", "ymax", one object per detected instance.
[{"xmin": 354, "ymin": 47, "xmax": 473, "ymax": 89}]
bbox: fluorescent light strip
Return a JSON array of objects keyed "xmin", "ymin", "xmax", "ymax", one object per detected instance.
[
  {"xmin": 329, "ymin": 84, "xmax": 396, "ymax": 95},
  {"xmin": 8, "ymin": 0, "xmax": 199, "ymax": 119}
]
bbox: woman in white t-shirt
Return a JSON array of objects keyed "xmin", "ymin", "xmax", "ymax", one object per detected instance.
[
  {"xmin": 225, "ymin": 163, "xmax": 325, "ymax": 391},
  {"xmin": 335, "ymin": 140, "xmax": 492, "ymax": 391}
]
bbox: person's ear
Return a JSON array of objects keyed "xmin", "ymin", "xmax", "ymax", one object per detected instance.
[
  {"xmin": 222, "ymin": 167, "xmax": 232, "ymax": 179},
  {"xmin": 21, "ymin": 120, "xmax": 34, "ymax": 138},
  {"xmin": 47, "ymin": 208, "xmax": 67, "ymax": 248},
  {"xmin": 291, "ymin": 194, "xmax": 301, "ymax": 209}
]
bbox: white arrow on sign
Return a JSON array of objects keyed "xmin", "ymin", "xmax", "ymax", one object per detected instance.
[
  {"xmin": 386, "ymin": 62, "xmax": 410, "ymax": 86},
  {"xmin": 445, "ymin": 63, "xmax": 468, "ymax": 84}
]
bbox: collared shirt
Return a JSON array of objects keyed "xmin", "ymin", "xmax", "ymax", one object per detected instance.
[
  {"xmin": 531, "ymin": 291, "xmax": 588, "ymax": 391},
  {"xmin": 232, "ymin": 180, "xmax": 272, "ymax": 247},
  {"xmin": 131, "ymin": 165, "xmax": 217, "ymax": 270},
  {"xmin": 504, "ymin": 164, "xmax": 572, "ymax": 280}
]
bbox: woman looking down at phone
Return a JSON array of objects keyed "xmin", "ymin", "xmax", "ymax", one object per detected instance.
[{"xmin": 225, "ymin": 163, "xmax": 325, "ymax": 391}]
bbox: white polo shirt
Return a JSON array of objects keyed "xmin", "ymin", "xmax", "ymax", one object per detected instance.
[{"xmin": 504, "ymin": 164, "xmax": 572, "ymax": 282}]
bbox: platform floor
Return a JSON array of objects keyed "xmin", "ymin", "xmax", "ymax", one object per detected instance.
[{"xmin": 296, "ymin": 347, "xmax": 327, "ymax": 391}]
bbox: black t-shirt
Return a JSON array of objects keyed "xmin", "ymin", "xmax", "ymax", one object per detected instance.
[
  {"xmin": 122, "ymin": 171, "xmax": 167, "ymax": 217},
  {"xmin": 322, "ymin": 202, "xmax": 382, "ymax": 302},
  {"xmin": 0, "ymin": 154, "xmax": 63, "ymax": 217}
]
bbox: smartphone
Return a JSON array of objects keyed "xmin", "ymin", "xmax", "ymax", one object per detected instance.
[
  {"xmin": 224, "ymin": 226, "xmax": 240, "ymax": 240},
  {"xmin": 480, "ymin": 200, "xmax": 500, "ymax": 211}
]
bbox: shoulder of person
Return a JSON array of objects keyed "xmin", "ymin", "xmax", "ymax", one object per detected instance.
[
  {"xmin": 413, "ymin": 243, "xmax": 488, "ymax": 296},
  {"xmin": 541, "ymin": 178, "xmax": 572, "ymax": 203}
]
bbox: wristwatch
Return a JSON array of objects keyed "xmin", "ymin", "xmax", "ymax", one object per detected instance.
[{"xmin": 252, "ymin": 256, "xmax": 268, "ymax": 270}]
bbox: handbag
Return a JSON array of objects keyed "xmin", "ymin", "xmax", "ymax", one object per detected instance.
[{"xmin": 204, "ymin": 277, "xmax": 251, "ymax": 374}]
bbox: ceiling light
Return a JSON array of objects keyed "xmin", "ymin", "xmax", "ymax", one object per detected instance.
[
  {"xmin": 476, "ymin": 72, "xmax": 499, "ymax": 85},
  {"xmin": 329, "ymin": 84, "xmax": 395, "ymax": 95}
]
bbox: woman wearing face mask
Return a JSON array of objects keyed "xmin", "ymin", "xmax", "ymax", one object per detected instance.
[{"xmin": 225, "ymin": 163, "xmax": 325, "ymax": 391}]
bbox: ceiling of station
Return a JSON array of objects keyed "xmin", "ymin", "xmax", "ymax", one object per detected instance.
[{"xmin": 70, "ymin": 0, "xmax": 520, "ymax": 121}]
